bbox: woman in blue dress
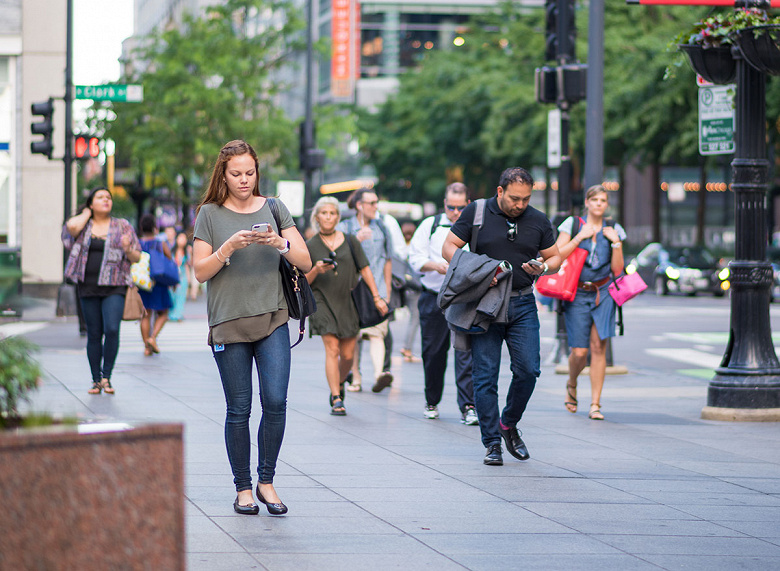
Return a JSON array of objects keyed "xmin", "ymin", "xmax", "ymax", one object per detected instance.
[
  {"xmin": 555, "ymin": 185, "xmax": 626, "ymax": 420},
  {"xmin": 138, "ymin": 213, "xmax": 174, "ymax": 356}
]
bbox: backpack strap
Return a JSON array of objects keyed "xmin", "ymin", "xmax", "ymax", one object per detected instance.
[
  {"xmin": 470, "ymin": 199, "xmax": 486, "ymax": 251},
  {"xmin": 374, "ymin": 215, "xmax": 393, "ymax": 258},
  {"xmin": 429, "ymin": 213, "xmax": 442, "ymax": 238}
]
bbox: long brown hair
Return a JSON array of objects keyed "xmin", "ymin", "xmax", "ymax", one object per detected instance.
[{"xmin": 197, "ymin": 140, "xmax": 261, "ymax": 214}]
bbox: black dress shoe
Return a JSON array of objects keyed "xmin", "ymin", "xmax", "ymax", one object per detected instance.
[
  {"xmin": 483, "ymin": 443, "xmax": 503, "ymax": 466},
  {"xmin": 256, "ymin": 484, "xmax": 288, "ymax": 515},
  {"xmin": 499, "ymin": 424, "xmax": 530, "ymax": 461},
  {"xmin": 233, "ymin": 497, "xmax": 259, "ymax": 515}
]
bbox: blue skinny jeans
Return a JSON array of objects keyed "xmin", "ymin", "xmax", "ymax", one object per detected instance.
[
  {"xmin": 212, "ymin": 323, "xmax": 291, "ymax": 492},
  {"xmin": 80, "ymin": 294, "xmax": 125, "ymax": 383}
]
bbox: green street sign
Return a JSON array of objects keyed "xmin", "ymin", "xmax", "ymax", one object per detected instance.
[
  {"xmin": 75, "ymin": 84, "xmax": 143, "ymax": 102},
  {"xmin": 699, "ymin": 85, "xmax": 734, "ymax": 155}
]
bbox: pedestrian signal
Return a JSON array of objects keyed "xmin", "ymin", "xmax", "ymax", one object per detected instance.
[{"xmin": 74, "ymin": 135, "xmax": 100, "ymax": 159}]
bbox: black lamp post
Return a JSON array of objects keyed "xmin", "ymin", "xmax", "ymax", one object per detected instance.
[
  {"xmin": 702, "ymin": 45, "xmax": 780, "ymax": 420},
  {"xmin": 627, "ymin": 0, "xmax": 780, "ymax": 420}
]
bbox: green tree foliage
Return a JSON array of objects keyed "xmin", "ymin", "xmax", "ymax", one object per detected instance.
[
  {"xmin": 90, "ymin": 0, "xmax": 304, "ymax": 206},
  {"xmin": 359, "ymin": 1, "xmax": 748, "ymax": 198},
  {"xmin": 603, "ymin": 3, "xmax": 708, "ymax": 167},
  {"xmin": 359, "ymin": 3, "xmax": 556, "ymax": 200}
]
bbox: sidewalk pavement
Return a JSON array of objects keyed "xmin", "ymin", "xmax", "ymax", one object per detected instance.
[{"xmin": 7, "ymin": 298, "xmax": 780, "ymax": 570}]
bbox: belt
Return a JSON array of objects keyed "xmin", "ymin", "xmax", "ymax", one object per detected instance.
[
  {"xmin": 577, "ymin": 276, "xmax": 611, "ymax": 305},
  {"xmin": 510, "ymin": 286, "xmax": 534, "ymax": 297}
]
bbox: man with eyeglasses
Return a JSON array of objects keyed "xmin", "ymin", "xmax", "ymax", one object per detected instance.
[
  {"xmin": 442, "ymin": 168, "xmax": 561, "ymax": 466},
  {"xmin": 339, "ymin": 188, "xmax": 395, "ymax": 393},
  {"xmin": 408, "ymin": 182, "xmax": 477, "ymax": 425}
]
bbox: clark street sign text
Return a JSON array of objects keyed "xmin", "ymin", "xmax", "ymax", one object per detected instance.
[
  {"xmin": 75, "ymin": 84, "xmax": 144, "ymax": 103},
  {"xmin": 699, "ymin": 85, "xmax": 735, "ymax": 155}
]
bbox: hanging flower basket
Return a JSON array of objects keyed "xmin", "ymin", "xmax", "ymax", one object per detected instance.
[
  {"xmin": 736, "ymin": 24, "xmax": 780, "ymax": 75},
  {"xmin": 678, "ymin": 44, "xmax": 737, "ymax": 84}
]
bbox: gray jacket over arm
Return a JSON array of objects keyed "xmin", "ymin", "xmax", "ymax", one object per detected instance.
[{"xmin": 437, "ymin": 248, "xmax": 513, "ymax": 349}]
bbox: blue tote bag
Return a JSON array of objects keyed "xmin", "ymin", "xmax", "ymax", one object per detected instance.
[{"xmin": 148, "ymin": 241, "xmax": 180, "ymax": 287}]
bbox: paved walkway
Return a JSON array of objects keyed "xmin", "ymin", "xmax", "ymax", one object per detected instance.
[{"xmin": 7, "ymin": 297, "xmax": 780, "ymax": 570}]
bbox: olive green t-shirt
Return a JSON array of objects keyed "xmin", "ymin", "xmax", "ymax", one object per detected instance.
[{"xmin": 193, "ymin": 199, "xmax": 294, "ymax": 328}]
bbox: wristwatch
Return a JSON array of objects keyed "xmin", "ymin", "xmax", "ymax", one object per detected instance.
[
  {"xmin": 277, "ymin": 239, "xmax": 290, "ymax": 255},
  {"xmin": 542, "ymin": 261, "xmax": 549, "ymax": 275},
  {"xmin": 611, "ymin": 241, "xmax": 622, "ymax": 249}
]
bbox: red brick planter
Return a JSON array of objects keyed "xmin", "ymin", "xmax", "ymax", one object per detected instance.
[{"xmin": 0, "ymin": 423, "xmax": 184, "ymax": 570}]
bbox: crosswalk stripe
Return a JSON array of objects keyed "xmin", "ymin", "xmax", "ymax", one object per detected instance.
[{"xmin": 645, "ymin": 348, "xmax": 721, "ymax": 369}]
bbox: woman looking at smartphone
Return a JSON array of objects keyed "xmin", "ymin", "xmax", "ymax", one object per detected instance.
[
  {"xmin": 193, "ymin": 140, "xmax": 311, "ymax": 516},
  {"xmin": 62, "ymin": 187, "xmax": 142, "ymax": 394},
  {"xmin": 554, "ymin": 185, "xmax": 626, "ymax": 421},
  {"xmin": 304, "ymin": 197, "xmax": 388, "ymax": 415}
]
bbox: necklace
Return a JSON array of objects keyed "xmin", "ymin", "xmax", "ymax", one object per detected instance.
[{"xmin": 320, "ymin": 231, "xmax": 340, "ymax": 253}]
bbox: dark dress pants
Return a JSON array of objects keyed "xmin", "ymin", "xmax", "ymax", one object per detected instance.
[{"xmin": 418, "ymin": 290, "xmax": 474, "ymax": 411}]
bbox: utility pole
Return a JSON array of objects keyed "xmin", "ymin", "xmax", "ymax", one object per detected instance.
[
  {"xmin": 302, "ymin": 0, "xmax": 325, "ymax": 216},
  {"xmin": 64, "ymin": 0, "xmax": 73, "ymax": 221},
  {"xmin": 536, "ymin": 0, "xmax": 587, "ymax": 364}
]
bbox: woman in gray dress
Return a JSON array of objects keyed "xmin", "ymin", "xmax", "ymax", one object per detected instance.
[{"xmin": 305, "ymin": 197, "xmax": 387, "ymax": 415}]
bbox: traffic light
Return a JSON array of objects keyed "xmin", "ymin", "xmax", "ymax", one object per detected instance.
[
  {"xmin": 544, "ymin": 0, "xmax": 576, "ymax": 62},
  {"xmin": 74, "ymin": 135, "xmax": 100, "ymax": 159},
  {"xmin": 535, "ymin": 66, "xmax": 557, "ymax": 104},
  {"xmin": 30, "ymin": 98, "xmax": 54, "ymax": 158}
]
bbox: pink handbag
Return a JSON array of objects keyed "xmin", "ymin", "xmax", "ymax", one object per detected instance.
[{"xmin": 608, "ymin": 272, "xmax": 647, "ymax": 306}]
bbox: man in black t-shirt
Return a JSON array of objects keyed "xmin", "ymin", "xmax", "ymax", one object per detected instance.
[{"xmin": 442, "ymin": 167, "xmax": 561, "ymax": 466}]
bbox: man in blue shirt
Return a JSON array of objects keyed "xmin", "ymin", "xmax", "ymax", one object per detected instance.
[{"xmin": 442, "ymin": 168, "xmax": 561, "ymax": 466}]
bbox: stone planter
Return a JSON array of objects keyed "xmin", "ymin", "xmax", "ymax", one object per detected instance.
[
  {"xmin": 736, "ymin": 24, "xmax": 780, "ymax": 75},
  {"xmin": 0, "ymin": 423, "xmax": 184, "ymax": 570},
  {"xmin": 679, "ymin": 44, "xmax": 737, "ymax": 84}
]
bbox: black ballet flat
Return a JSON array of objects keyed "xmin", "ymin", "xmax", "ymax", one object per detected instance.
[
  {"xmin": 233, "ymin": 497, "xmax": 259, "ymax": 515},
  {"xmin": 256, "ymin": 484, "xmax": 288, "ymax": 515}
]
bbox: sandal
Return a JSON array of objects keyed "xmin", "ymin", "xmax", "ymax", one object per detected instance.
[
  {"xmin": 88, "ymin": 381, "xmax": 102, "ymax": 395},
  {"xmin": 330, "ymin": 395, "xmax": 346, "ymax": 416},
  {"xmin": 400, "ymin": 349, "xmax": 421, "ymax": 363},
  {"xmin": 101, "ymin": 378, "xmax": 115, "ymax": 395},
  {"xmin": 589, "ymin": 403, "xmax": 604, "ymax": 421},
  {"xmin": 565, "ymin": 382, "xmax": 577, "ymax": 413},
  {"xmin": 339, "ymin": 378, "xmax": 347, "ymax": 401},
  {"xmin": 146, "ymin": 337, "xmax": 160, "ymax": 354}
]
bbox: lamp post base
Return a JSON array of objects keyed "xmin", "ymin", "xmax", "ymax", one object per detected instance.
[
  {"xmin": 706, "ymin": 374, "xmax": 780, "ymax": 409},
  {"xmin": 701, "ymin": 405, "xmax": 780, "ymax": 422}
]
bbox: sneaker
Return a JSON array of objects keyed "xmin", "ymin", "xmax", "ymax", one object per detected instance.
[
  {"xmin": 423, "ymin": 404, "xmax": 439, "ymax": 419},
  {"xmin": 461, "ymin": 406, "xmax": 478, "ymax": 425},
  {"xmin": 372, "ymin": 371, "xmax": 393, "ymax": 393},
  {"xmin": 345, "ymin": 371, "xmax": 362, "ymax": 392}
]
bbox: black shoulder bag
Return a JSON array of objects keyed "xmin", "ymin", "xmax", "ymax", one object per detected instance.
[
  {"xmin": 268, "ymin": 198, "xmax": 317, "ymax": 348},
  {"xmin": 344, "ymin": 234, "xmax": 391, "ymax": 328}
]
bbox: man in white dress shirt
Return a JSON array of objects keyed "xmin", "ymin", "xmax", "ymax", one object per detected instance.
[{"xmin": 408, "ymin": 183, "xmax": 477, "ymax": 424}]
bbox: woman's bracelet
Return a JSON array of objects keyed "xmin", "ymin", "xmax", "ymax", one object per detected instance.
[{"xmin": 215, "ymin": 246, "xmax": 230, "ymax": 265}]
